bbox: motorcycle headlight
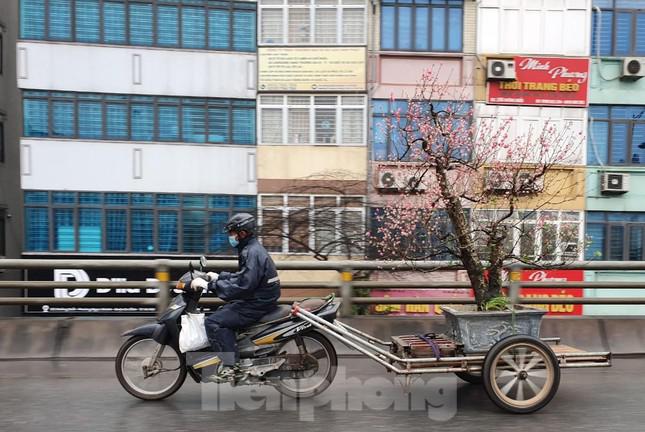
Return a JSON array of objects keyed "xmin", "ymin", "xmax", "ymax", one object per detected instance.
[{"xmin": 176, "ymin": 280, "xmax": 185, "ymax": 290}]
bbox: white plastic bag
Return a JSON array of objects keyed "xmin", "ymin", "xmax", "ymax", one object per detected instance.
[{"xmin": 179, "ymin": 313, "xmax": 210, "ymax": 353}]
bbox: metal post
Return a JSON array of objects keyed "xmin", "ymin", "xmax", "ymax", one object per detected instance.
[
  {"xmin": 509, "ymin": 263, "xmax": 522, "ymax": 307},
  {"xmin": 340, "ymin": 268, "xmax": 353, "ymax": 317},
  {"xmin": 155, "ymin": 259, "xmax": 171, "ymax": 318}
]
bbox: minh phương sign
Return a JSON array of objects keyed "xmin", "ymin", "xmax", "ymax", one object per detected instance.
[{"xmin": 487, "ymin": 56, "xmax": 590, "ymax": 107}]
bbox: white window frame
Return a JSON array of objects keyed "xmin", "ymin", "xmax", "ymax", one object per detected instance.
[
  {"xmin": 472, "ymin": 209, "xmax": 584, "ymax": 261},
  {"xmin": 258, "ymin": 94, "xmax": 367, "ymax": 146},
  {"xmin": 258, "ymin": 0, "xmax": 367, "ymax": 45},
  {"xmin": 258, "ymin": 194, "xmax": 366, "ymax": 255}
]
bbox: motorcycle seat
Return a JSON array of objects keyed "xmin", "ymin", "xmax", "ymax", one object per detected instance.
[{"xmin": 257, "ymin": 304, "xmax": 292, "ymax": 323}]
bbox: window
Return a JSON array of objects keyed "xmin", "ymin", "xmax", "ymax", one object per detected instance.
[
  {"xmin": 586, "ymin": 212, "xmax": 645, "ymax": 260},
  {"xmin": 372, "ymin": 99, "xmax": 471, "ymax": 161},
  {"xmin": 588, "ymin": 105, "xmax": 645, "ymax": 166},
  {"xmin": 19, "ymin": 0, "xmax": 257, "ymax": 52},
  {"xmin": 381, "ymin": 0, "xmax": 463, "ymax": 52},
  {"xmin": 591, "ymin": 0, "xmax": 645, "ymax": 57},
  {"xmin": 259, "ymin": 0, "xmax": 366, "ymax": 45},
  {"xmin": 473, "ymin": 210, "xmax": 582, "ymax": 262},
  {"xmin": 22, "ymin": 91, "xmax": 256, "ymax": 144},
  {"xmin": 259, "ymin": 95, "xmax": 366, "ymax": 145},
  {"xmin": 258, "ymin": 195, "xmax": 366, "ymax": 256},
  {"xmin": 23, "ymin": 191, "xmax": 257, "ymax": 254}
]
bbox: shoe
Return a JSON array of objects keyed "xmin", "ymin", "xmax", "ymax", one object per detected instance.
[{"xmin": 206, "ymin": 365, "xmax": 237, "ymax": 383}]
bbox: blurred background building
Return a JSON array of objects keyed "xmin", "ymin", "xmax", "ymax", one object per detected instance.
[{"xmin": 0, "ymin": 0, "xmax": 644, "ymax": 316}]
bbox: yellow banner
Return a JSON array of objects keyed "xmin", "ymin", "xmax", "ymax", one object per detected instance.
[{"xmin": 258, "ymin": 47, "xmax": 366, "ymax": 92}]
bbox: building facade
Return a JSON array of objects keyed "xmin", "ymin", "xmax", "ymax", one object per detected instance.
[{"xmin": 1, "ymin": 0, "xmax": 644, "ymax": 315}]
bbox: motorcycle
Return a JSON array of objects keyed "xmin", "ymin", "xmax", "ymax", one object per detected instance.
[{"xmin": 115, "ymin": 257, "xmax": 340, "ymax": 401}]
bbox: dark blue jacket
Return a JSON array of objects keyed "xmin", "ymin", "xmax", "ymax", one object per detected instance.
[{"xmin": 212, "ymin": 236, "xmax": 280, "ymax": 307}]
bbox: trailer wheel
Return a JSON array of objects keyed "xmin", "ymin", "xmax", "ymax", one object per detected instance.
[
  {"xmin": 483, "ymin": 335, "xmax": 560, "ymax": 414},
  {"xmin": 455, "ymin": 371, "xmax": 482, "ymax": 384}
]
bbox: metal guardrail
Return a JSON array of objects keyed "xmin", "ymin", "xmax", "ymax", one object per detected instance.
[{"xmin": 2, "ymin": 258, "xmax": 645, "ymax": 316}]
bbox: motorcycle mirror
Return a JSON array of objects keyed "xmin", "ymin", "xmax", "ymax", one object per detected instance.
[
  {"xmin": 188, "ymin": 261, "xmax": 194, "ymax": 276},
  {"xmin": 199, "ymin": 256, "xmax": 207, "ymax": 271}
]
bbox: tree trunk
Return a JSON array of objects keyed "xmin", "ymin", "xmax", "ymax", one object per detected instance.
[{"xmin": 434, "ymin": 165, "xmax": 487, "ymax": 310}]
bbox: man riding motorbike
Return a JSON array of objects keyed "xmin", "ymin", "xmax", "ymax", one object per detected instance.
[{"xmin": 189, "ymin": 213, "xmax": 281, "ymax": 381}]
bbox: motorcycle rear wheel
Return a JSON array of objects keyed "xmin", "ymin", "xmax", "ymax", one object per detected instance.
[
  {"xmin": 115, "ymin": 336, "xmax": 187, "ymax": 401},
  {"xmin": 275, "ymin": 331, "xmax": 338, "ymax": 399}
]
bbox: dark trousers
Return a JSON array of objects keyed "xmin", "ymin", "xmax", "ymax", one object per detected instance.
[{"xmin": 204, "ymin": 302, "xmax": 275, "ymax": 366}]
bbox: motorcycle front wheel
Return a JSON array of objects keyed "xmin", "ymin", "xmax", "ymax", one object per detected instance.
[
  {"xmin": 115, "ymin": 336, "xmax": 187, "ymax": 401},
  {"xmin": 275, "ymin": 331, "xmax": 338, "ymax": 399}
]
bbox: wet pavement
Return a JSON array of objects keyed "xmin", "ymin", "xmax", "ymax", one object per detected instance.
[{"xmin": 0, "ymin": 357, "xmax": 643, "ymax": 432}]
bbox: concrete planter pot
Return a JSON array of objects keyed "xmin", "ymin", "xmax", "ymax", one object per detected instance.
[{"xmin": 440, "ymin": 305, "xmax": 547, "ymax": 354}]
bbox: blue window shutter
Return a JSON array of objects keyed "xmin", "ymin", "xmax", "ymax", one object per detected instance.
[
  {"xmin": 157, "ymin": 5, "xmax": 179, "ymax": 46},
  {"xmin": 415, "ymin": 8, "xmax": 429, "ymax": 51},
  {"xmin": 209, "ymin": 212, "xmax": 229, "ymax": 253},
  {"xmin": 158, "ymin": 211, "xmax": 178, "ymax": 252},
  {"xmin": 78, "ymin": 101, "xmax": 103, "ymax": 139},
  {"xmin": 632, "ymin": 123, "xmax": 645, "ymax": 165},
  {"xmin": 129, "ymin": 2, "xmax": 154, "ymax": 46},
  {"xmin": 208, "ymin": 9, "xmax": 230, "ymax": 49},
  {"xmin": 608, "ymin": 225, "xmax": 625, "ymax": 260},
  {"xmin": 52, "ymin": 101, "xmax": 75, "ymax": 137},
  {"xmin": 615, "ymin": 11, "xmax": 632, "ymax": 56},
  {"xmin": 75, "ymin": 0, "xmax": 100, "ymax": 42},
  {"xmin": 79, "ymin": 208, "xmax": 102, "ymax": 252},
  {"xmin": 54, "ymin": 208, "xmax": 75, "ymax": 252},
  {"xmin": 182, "ymin": 106, "xmax": 206, "ymax": 143},
  {"xmin": 372, "ymin": 116, "xmax": 388, "ymax": 161},
  {"xmin": 232, "ymin": 108, "xmax": 255, "ymax": 144},
  {"xmin": 24, "ymin": 99, "xmax": 49, "ymax": 137},
  {"xmin": 106, "ymin": 103, "xmax": 128, "ymax": 139},
  {"xmin": 131, "ymin": 210, "xmax": 154, "ymax": 252},
  {"xmin": 49, "ymin": 0, "xmax": 72, "ymax": 40},
  {"xmin": 629, "ymin": 226, "xmax": 643, "ymax": 260},
  {"xmin": 610, "ymin": 122, "xmax": 628, "ymax": 164},
  {"xmin": 233, "ymin": 10, "xmax": 256, "ymax": 52},
  {"xmin": 636, "ymin": 13, "xmax": 645, "ymax": 56},
  {"xmin": 103, "ymin": 1, "xmax": 126, "ymax": 43},
  {"xmin": 381, "ymin": 6, "xmax": 395, "ymax": 49},
  {"xmin": 208, "ymin": 107, "xmax": 230, "ymax": 143},
  {"xmin": 20, "ymin": 0, "xmax": 46, "ymax": 39},
  {"xmin": 588, "ymin": 119, "xmax": 609, "ymax": 165},
  {"xmin": 431, "ymin": 7, "xmax": 446, "ymax": 51},
  {"xmin": 448, "ymin": 7, "xmax": 462, "ymax": 51},
  {"xmin": 585, "ymin": 222, "xmax": 605, "ymax": 260},
  {"xmin": 131, "ymin": 103, "xmax": 154, "ymax": 141},
  {"xmin": 106, "ymin": 209, "xmax": 127, "ymax": 251},
  {"xmin": 398, "ymin": 7, "xmax": 412, "ymax": 50},
  {"xmin": 591, "ymin": 10, "xmax": 613, "ymax": 56},
  {"xmin": 182, "ymin": 7, "xmax": 206, "ymax": 48},
  {"xmin": 158, "ymin": 105, "xmax": 180, "ymax": 141},
  {"xmin": 183, "ymin": 210, "xmax": 206, "ymax": 253},
  {"xmin": 25, "ymin": 207, "xmax": 49, "ymax": 251}
]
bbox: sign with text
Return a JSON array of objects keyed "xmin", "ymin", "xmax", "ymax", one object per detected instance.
[
  {"xmin": 487, "ymin": 57, "xmax": 589, "ymax": 107},
  {"xmin": 258, "ymin": 47, "xmax": 366, "ymax": 91},
  {"xmin": 520, "ymin": 269, "xmax": 584, "ymax": 316}
]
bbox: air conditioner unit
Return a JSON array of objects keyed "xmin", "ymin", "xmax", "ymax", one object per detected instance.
[
  {"xmin": 377, "ymin": 171, "xmax": 398, "ymax": 190},
  {"xmin": 376, "ymin": 171, "xmax": 427, "ymax": 192},
  {"xmin": 487, "ymin": 59, "xmax": 516, "ymax": 81},
  {"xmin": 517, "ymin": 172, "xmax": 544, "ymax": 194},
  {"xmin": 621, "ymin": 58, "xmax": 645, "ymax": 81},
  {"xmin": 600, "ymin": 172, "xmax": 630, "ymax": 194},
  {"xmin": 403, "ymin": 175, "xmax": 427, "ymax": 192},
  {"xmin": 485, "ymin": 171, "xmax": 513, "ymax": 192}
]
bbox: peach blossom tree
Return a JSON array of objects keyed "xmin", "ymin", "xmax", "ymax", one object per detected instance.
[{"xmin": 369, "ymin": 72, "xmax": 584, "ymax": 310}]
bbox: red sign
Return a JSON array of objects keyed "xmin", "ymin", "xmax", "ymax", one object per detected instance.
[
  {"xmin": 487, "ymin": 57, "xmax": 589, "ymax": 107},
  {"xmin": 370, "ymin": 289, "xmax": 472, "ymax": 316},
  {"xmin": 520, "ymin": 269, "xmax": 583, "ymax": 316}
]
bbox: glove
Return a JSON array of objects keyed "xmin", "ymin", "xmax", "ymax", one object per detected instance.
[
  {"xmin": 190, "ymin": 277, "xmax": 208, "ymax": 291},
  {"xmin": 206, "ymin": 272, "xmax": 219, "ymax": 282}
]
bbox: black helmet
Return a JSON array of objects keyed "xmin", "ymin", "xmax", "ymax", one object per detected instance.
[{"xmin": 224, "ymin": 213, "xmax": 256, "ymax": 234}]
